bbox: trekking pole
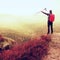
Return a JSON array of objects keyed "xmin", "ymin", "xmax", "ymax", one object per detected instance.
[{"xmin": 35, "ymin": 8, "xmax": 47, "ymax": 15}]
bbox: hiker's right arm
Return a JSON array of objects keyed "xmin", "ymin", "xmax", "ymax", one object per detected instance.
[{"xmin": 41, "ymin": 11, "xmax": 49, "ymax": 16}]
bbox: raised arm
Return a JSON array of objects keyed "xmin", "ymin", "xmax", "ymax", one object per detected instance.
[{"xmin": 41, "ymin": 11, "xmax": 49, "ymax": 16}]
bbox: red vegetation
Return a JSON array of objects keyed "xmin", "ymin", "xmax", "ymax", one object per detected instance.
[{"xmin": 0, "ymin": 35, "xmax": 51, "ymax": 60}]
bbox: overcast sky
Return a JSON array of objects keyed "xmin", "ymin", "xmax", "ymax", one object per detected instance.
[{"xmin": 0, "ymin": 0, "xmax": 59, "ymax": 16}]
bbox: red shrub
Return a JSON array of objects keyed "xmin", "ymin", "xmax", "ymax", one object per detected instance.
[{"xmin": 0, "ymin": 35, "xmax": 51, "ymax": 60}]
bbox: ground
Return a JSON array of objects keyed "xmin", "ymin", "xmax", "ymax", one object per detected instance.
[
  {"xmin": 0, "ymin": 32, "xmax": 60, "ymax": 60},
  {"xmin": 43, "ymin": 33, "xmax": 60, "ymax": 60}
]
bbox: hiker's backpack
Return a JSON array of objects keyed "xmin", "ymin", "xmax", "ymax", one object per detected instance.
[{"xmin": 49, "ymin": 14, "xmax": 55, "ymax": 22}]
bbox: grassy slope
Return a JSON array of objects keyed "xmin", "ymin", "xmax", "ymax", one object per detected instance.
[{"xmin": 0, "ymin": 34, "xmax": 51, "ymax": 60}]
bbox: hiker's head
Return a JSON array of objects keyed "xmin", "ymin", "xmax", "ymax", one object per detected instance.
[{"xmin": 49, "ymin": 10, "xmax": 52, "ymax": 14}]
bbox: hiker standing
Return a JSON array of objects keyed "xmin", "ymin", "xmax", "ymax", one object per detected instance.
[{"xmin": 41, "ymin": 10, "xmax": 55, "ymax": 34}]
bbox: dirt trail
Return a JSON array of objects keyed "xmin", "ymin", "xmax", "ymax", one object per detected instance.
[{"xmin": 43, "ymin": 33, "xmax": 60, "ymax": 60}]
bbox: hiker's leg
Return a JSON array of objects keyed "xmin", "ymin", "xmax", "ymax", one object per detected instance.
[
  {"xmin": 47, "ymin": 22, "xmax": 50, "ymax": 34},
  {"xmin": 51, "ymin": 22, "xmax": 53, "ymax": 34}
]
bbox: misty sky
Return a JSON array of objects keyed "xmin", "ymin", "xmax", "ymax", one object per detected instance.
[
  {"xmin": 0, "ymin": 0, "xmax": 59, "ymax": 16},
  {"xmin": 0, "ymin": 0, "xmax": 60, "ymax": 32}
]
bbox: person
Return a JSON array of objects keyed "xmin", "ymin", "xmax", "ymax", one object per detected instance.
[{"xmin": 41, "ymin": 10, "xmax": 55, "ymax": 34}]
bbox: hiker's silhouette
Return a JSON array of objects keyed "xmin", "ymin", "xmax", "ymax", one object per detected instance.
[{"xmin": 41, "ymin": 10, "xmax": 55, "ymax": 34}]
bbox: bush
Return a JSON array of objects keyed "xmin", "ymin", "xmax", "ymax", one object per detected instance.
[{"xmin": 0, "ymin": 35, "xmax": 51, "ymax": 60}]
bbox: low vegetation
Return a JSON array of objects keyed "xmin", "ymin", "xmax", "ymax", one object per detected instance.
[{"xmin": 0, "ymin": 34, "xmax": 51, "ymax": 60}]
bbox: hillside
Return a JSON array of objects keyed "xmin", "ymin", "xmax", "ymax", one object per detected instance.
[
  {"xmin": 0, "ymin": 34, "xmax": 51, "ymax": 60},
  {"xmin": 0, "ymin": 27, "xmax": 60, "ymax": 60},
  {"xmin": 0, "ymin": 28, "xmax": 32, "ymax": 43}
]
